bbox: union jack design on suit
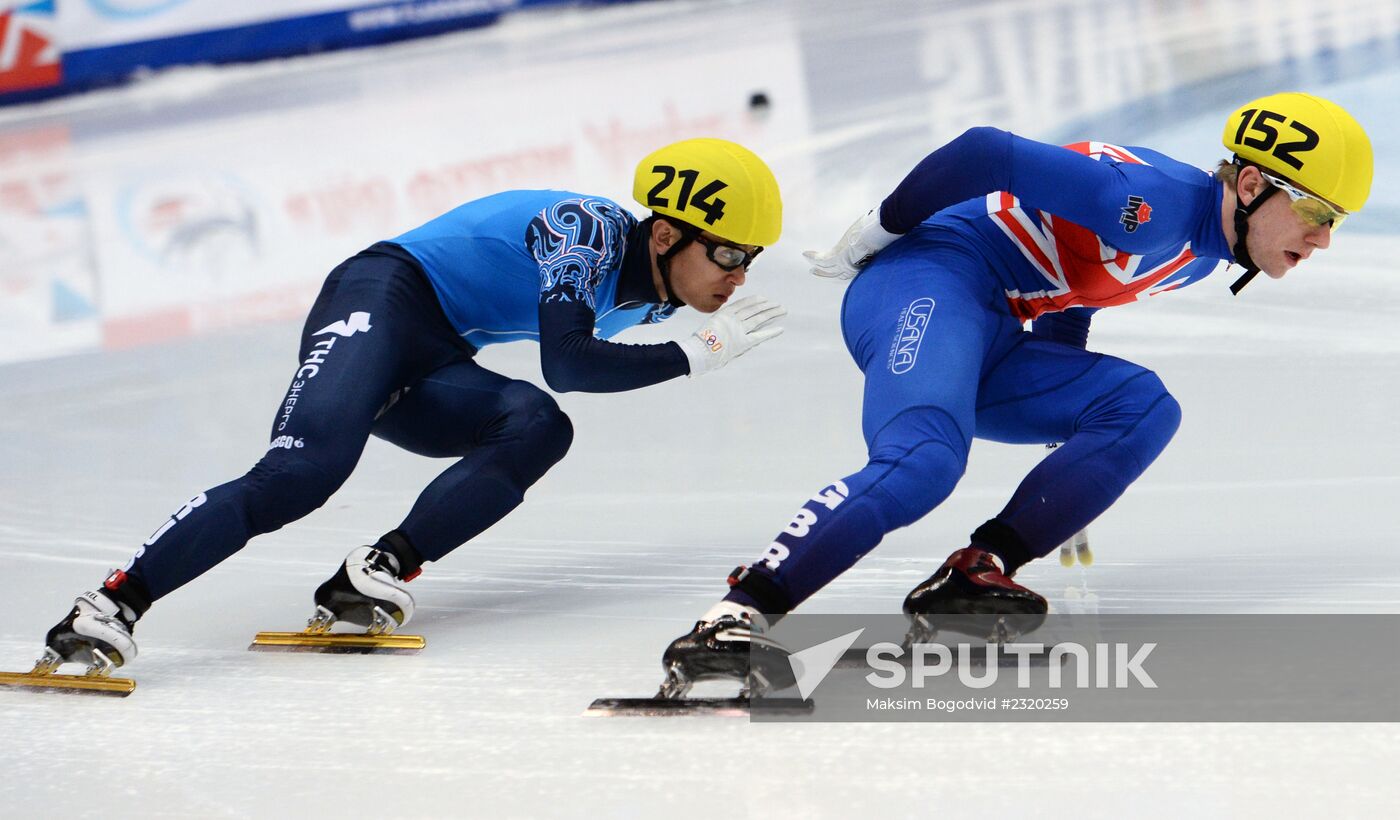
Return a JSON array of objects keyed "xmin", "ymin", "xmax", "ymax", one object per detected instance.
[{"xmin": 984, "ymin": 141, "xmax": 1207, "ymax": 321}]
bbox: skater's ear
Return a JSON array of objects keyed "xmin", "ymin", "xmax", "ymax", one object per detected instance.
[
  {"xmin": 1235, "ymin": 164, "xmax": 1269, "ymax": 208},
  {"xmin": 650, "ymin": 216, "xmax": 682, "ymax": 253}
]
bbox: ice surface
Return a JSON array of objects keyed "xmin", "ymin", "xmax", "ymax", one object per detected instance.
[{"xmin": 3, "ymin": 1, "xmax": 1399, "ymax": 817}]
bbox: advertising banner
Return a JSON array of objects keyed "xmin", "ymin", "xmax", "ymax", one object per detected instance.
[
  {"xmin": 0, "ymin": 1, "xmax": 61, "ymax": 95},
  {"xmin": 0, "ymin": 0, "xmax": 595, "ymax": 105},
  {"xmin": 0, "ymin": 0, "xmax": 808, "ymax": 362}
]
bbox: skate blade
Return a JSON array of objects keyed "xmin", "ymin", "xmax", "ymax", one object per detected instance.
[
  {"xmin": 583, "ymin": 697, "xmax": 813, "ymax": 717},
  {"xmin": 0, "ymin": 670, "xmax": 136, "ymax": 697},
  {"xmin": 248, "ymin": 631, "xmax": 425, "ymax": 654}
]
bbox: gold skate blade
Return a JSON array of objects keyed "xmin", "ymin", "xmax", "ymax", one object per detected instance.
[
  {"xmin": 0, "ymin": 670, "xmax": 136, "ymax": 697},
  {"xmin": 248, "ymin": 631, "xmax": 425, "ymax": 654}
]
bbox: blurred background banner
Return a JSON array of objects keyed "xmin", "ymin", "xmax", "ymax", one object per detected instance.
[
  {"xmin": 0, "ymin": 0, "xmax": 809, "ymax": 363},
  {"xmin": 0, "ymin": 0, "xmax": 636, "ymax": 105}
]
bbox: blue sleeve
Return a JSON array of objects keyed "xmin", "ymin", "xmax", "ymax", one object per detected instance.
[
  {"xmin": 880, "ymin": 127, "xmax": 1200, "ymax": 255},
  {"xmin": 526, "ymin": 200, "xmax": 689, "ymax": 393},
  {"xmin": 1030, "ymin": 307, "xmax": 1097, "ymax": 349}
]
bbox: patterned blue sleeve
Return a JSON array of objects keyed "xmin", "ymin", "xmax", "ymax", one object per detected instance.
[
  {"xmin": 526, "ymin": 197, "xmax": 688, "ymax": 393},
  {"xmin": 526, "ymin": 198, "xmax": 633, "ymax": 309}
]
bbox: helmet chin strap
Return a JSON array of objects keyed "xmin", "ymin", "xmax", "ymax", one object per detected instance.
[{"xmin": 1228, "ymin": 174, "xmax": 1281, "ymax": 295}]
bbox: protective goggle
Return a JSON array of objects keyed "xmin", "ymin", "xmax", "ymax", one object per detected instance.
[
  {"xmin": 674, "ymin": 221, "xmax": 762, "ymax": 271},
  {"xmin": 1259, "ymin": 170, "xmax": 1348, "ymax": 230}
]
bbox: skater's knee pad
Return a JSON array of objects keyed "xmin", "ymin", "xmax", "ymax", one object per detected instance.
[
  {"xmin": 862, "ymin": 408, "xmax": 968, "ymax": 530},
  {"xmin": 1129, "ymin": 385, "xmax": 1181, "ymax": 464},
  {"xmin": 493, "ymin": 381, "xmax": 574, "ymax": 468},
  {"xmin": 1083, "ymin": 367, "xmax": 1183, "ymax": 467},
  {"xmin": 1086, "ymin": 366, "xmax": 1176, "ymax": 444},
  {"xmin": 242, "ymin": 453, "xmax": 351, "ymax": 535},
  {"xmin": 529, "ymin": 398, "xmax": 574, "ymax": 469}
]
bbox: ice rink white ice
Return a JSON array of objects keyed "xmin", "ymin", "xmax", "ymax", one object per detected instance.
[{"xmin": 3, "ymin": 0, "xmax": 1400, "ymax": 816}]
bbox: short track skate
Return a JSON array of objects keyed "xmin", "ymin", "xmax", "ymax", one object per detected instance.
[
  {"xmin": 586, "ymin": 609, "xmax": 810, "ymax": 717},
  {"xmin": 249, "ymin": 605, "xmax": 425, "ymax": 654},
  {"xmin": 585, "ymin": 675, "xmax": 815, "ymax": 718},
  {"xmin": 0, "ymin": 648, "xmax": 136, "ymax": 697},
  {"xmin": 3, "ymin": 590, "xmax": 140, "ymax": 696},
  {"xmin": 251, "ymin": 546, "xmax": 425, "ymax": 654}
]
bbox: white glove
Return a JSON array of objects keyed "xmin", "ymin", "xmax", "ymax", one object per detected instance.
[
  {"xmin": 678, "ymin": 295, "xmax": 787, "ymax": 376},
  {"xmin": 803, "ymin": 207, "xmax": 902, "ymax": 280}
]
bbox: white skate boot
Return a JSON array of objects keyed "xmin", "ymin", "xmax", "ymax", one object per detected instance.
[
  {"xmin": 41, "ymin": 589, "xmax": 139, "ymax": 675},
  {"xmin": 310, "ymin": 545, "xmax": 415, "ymax": 635}
]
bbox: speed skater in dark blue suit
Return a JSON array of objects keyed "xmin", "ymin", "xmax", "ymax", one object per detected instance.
[
  {"xmin": 660, "ymin": 92, "xmax": 1375, "ymax": 694},
  {"xmin": 32, "ymin": 139, "xmax": 786, "ymax": 678}
]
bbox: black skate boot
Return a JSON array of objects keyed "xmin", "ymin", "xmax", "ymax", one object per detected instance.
[
  {"xmin": 902, "ymin": 547, "xmax": 1048, "ymax": 643},
  {"xmin": 312, "ymin": 545, "xmax": 416, "ymax": 635},
  {"xmin": 42, "ymin": 588, "xmax": 140, "ymax": 676},
  {"xmin": 658, "ymin": 602, "xmax": 795, "ymax": 699}
]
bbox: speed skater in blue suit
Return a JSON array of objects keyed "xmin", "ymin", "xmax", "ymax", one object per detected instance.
[
  {"xmin": 30, "ymin": 139, "xmax": 787, "ymax": 680},
  {"xmin": 659, "ymin": 92, "xmax": 1374, "ymax": 696}
]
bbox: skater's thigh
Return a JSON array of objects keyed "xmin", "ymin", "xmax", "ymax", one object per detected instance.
[
  {"xmin": 843, "ymin": 255, "xmax": 1008, "ymax": 449},
  {"xmin": 268, "ymin": 254, "xmax": 452, "ymax": 463},
  {"xmin": 371, "ymin": 360, "xmax": 557, "ymax": 457},
  {"xmin": 974, "ymin": 335, "xmax": 1158, "ymax": 445}
]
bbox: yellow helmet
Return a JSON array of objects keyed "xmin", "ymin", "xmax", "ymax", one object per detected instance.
[
  {"xmin": 632, "ymin": 138, "xmax": 782, "ymax": 246},
  {"xmin": 1222, "ymin": 92, "xmax": 1372, "ymax": 213}
]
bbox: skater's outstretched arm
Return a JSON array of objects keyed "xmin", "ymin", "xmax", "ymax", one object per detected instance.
[
  {"xmin": 531, "ymin": 198, "xmax": 784, "ymax": 392},
  {"xmin": 537, "ymin": 300, "xmax": 690, "ymax": 393},
  {"xmin": 807, "ymin": 127, "xmax": 1206, "ymax": 280},
  {"xmin": 880, "ymin": 127, "xmax": 1197, "ymax": 253}
]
